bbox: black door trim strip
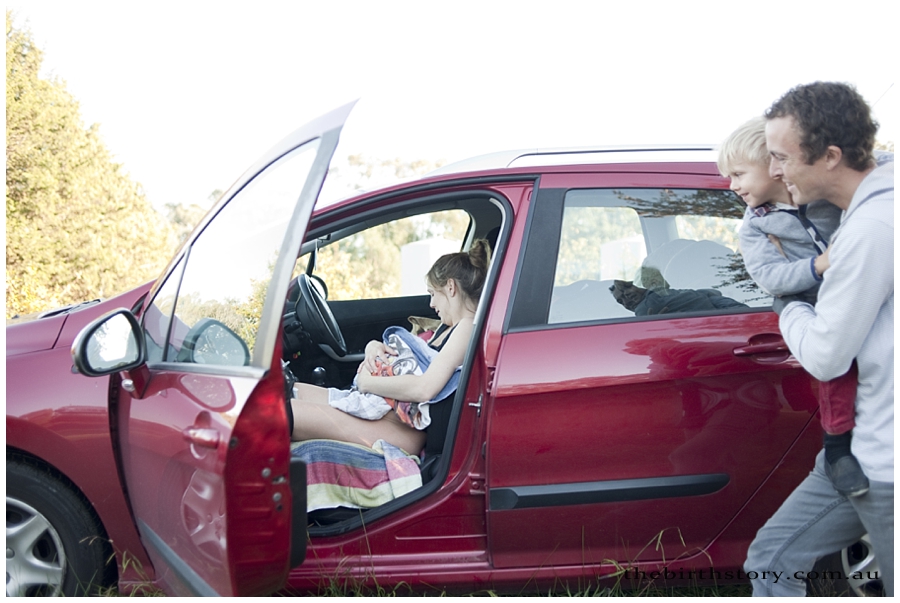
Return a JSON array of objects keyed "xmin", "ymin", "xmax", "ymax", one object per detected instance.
[{"xmin": 489, "ymin": 473, "xmax": 730, "ymax": 511}]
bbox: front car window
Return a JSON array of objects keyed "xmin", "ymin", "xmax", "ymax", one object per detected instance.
[
  {"xmin": 147, "ymin": 141, "xmax": 320, "ymax": 365},
  {"xmin": 308, "ymin": 210, "xmax": 470, "ymax": 300},
  {"xmin": 549, "ymin": 188, "xmax": 767, "ymax": 324}
]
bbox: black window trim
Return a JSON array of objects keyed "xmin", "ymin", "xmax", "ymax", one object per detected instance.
[{"xmin": 505, "ymin": 184, "xmax": 565, "ymax": 331}]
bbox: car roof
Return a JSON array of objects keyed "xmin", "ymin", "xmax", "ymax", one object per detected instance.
[
  {"xmin": 319, "ymin": 145, "xmax": 723, "ymax": 212},
  {"xmin": 427, "ymin": 145, "xmax": 719, "ymax": 176}
]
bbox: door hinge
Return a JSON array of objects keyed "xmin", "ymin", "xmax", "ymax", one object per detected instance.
[
  {"xmin": 486, "ymin": 366, "xmax": 496, "ymax": 395},
  {"xmin": 468, "ymin": 472, "xmax": 485, "ymax": 496}
]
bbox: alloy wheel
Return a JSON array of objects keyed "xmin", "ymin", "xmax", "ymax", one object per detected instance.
[{"xmin": 6, "ymin": 497, "xmax": 66, "ymax": 596}]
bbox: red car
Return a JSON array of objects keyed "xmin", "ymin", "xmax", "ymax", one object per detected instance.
[{"xmin": 6, "ymin": 103, "xmax": 877, "ymax": 596}]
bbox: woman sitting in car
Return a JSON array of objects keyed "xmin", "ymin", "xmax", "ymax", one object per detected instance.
[{"xmin": 289, "ymin": 239, "xmax": 490, "ymax": 455}]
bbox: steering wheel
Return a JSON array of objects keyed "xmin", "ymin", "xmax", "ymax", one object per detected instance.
[{"xmin": 292, "ymin": 274, "xmax": 347, "ymax": 357}]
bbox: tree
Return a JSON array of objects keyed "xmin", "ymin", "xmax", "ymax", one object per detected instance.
[
  {"xmin": 318, "ymin": 154, "xmax": 447, "ymax": 206},
  {"xmin": 6, "ymin": 12, "xmax": 174, "ymax": 318},
  {"xmin": 305, "ymin": 210, "xmax": 469, "ymax": 301},
  {"xmin": 165, "ymin": 189, "xmax": 221, "ymax": 247}
]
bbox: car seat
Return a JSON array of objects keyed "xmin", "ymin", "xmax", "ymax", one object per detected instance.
[
  {"xmin": 549, "ymin": 279, "xmax": 632, "ymax": 323},
  {"xmin": 662, "ymin": 240, "xmax": 735, "ymax": 291}
]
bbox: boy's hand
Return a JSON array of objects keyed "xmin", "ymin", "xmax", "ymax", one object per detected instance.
[
  {"xmin": 767, "ymin": 234, "xmax": 787, "ymax": 258},
  {"xmin": 814, "ymin": 247, "xmax": 831, "ymax": 276}
]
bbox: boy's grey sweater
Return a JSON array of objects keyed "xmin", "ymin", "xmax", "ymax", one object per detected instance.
[
  {"xmin": 739, "ymin": 151, "xmax": 894, "ymax": 298},
  {"xmin": 739, "ymin": 200, "xmax": 839, "ymax": 297}
]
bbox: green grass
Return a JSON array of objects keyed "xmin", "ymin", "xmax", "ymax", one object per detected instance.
[
  {"xmin": 283, "ymin": 580, "xmax": 752, "ymax": 597},
  {"xmin": 97, "ymin": 528, "xmax": 761, "ymax": 597}
]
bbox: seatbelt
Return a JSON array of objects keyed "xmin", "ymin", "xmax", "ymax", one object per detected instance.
[{"xmin": 794, "ymin": 205, "xmax": 829, "ymax": 255}]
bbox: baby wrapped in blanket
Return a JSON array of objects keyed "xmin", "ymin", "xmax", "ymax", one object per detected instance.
[{"xmin": 327, "ymin": 326, "xmax": 461, "ymax": 430}]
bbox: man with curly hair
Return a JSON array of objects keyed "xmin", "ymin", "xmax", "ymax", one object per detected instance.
[{"xmin": 744, "ymin": 82, "xmax": 894, "ymax": 596}]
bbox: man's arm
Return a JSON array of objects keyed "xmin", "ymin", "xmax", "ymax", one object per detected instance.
[{"xmin": 779, "ymin": 216, "xmax": 893, "ymax": 380}]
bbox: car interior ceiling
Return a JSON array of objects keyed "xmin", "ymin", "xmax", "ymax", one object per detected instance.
[{"xmin": 289, "ymin": 195, "xmax": 506, "ymax": 526}]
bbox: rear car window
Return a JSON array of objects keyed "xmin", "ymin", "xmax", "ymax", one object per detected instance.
[{"xmin": 548, "ymin": 188, "xmax": 768, "ymax": 324}]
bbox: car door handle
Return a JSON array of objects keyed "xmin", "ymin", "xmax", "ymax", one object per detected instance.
[
  {"xmin": 733, "ymin": 341, "xmax": 789, "ymax": 356},
  {"xmin": 182, "ymin": 427, "xmax": 220, "ymax": 449}
]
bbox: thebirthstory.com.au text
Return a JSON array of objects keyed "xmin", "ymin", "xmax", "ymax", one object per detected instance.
[{"xmin": 622, "ymin": 567, "xmax": 878, "ymax": 585}]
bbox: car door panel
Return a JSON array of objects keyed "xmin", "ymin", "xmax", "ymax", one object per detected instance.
[
  {"xmin": 114, "ymin": 102, "xmax": 354, "ymax": 596},
  {"xmin": 487, "ymin": 314, "xmax": 817, "ymax": 569},
  {"xmin": 487, "ymin": 173, "xmax": 818, "ymax": 572},
  {"xmin": 115, "ymin": 370, "xmax": 246, "ymax": 594}
]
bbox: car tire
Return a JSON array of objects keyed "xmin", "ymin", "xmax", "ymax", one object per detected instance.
[
  {"xmin": 807, "ymin": 534, "xmax": 883, "ymax": 597},
  {"xmin": 6, "ymin": 456, "xmax": 115, "ymax": 596}
]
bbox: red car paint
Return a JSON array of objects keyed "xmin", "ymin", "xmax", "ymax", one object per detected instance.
[{"xmin": 7, "ymin": 283, "xmax": 156, "ymax": 589}]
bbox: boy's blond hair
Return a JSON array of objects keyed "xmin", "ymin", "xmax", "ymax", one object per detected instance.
[{"xmin": 717, "ymin": 116, "xmax": 770, "ymax": 177}]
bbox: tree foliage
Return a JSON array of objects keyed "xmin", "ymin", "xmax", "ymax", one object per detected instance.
[
  {"xmin": 318, "ymin": 154, "xmax": 446, "ymax": 206},
  {"xmin": 309, "ymin": 211, "xmax": 469, "ymax": 300},
  {"xmin": 164, "ymin": 189, "xmax": 221, "ymax": 247},
  {"xmin": 6, "ymin": 13, "xmax": 174, "ymax": 318}
]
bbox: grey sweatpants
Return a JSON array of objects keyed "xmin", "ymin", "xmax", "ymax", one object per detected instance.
[{"xmin": 745, "ymin": 450, "xmax": 893, "ymax": 596}]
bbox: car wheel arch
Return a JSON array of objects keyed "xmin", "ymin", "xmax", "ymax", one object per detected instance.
[
  {"xmin": 5, "ymin": 421, "xmax": 123, "ymax": 528},
  {"xmin": 6, "ymin": 448, "xmax": 110, "ymax": 538}
]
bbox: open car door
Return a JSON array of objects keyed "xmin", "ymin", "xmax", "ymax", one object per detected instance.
[{"xmin": 73, "ymin": 102, "xmax": 354, "ymax": 595}]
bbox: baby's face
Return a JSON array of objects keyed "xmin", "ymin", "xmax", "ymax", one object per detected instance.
[{"xmin": 728, "ymin": 161, "xmax": 791, "ymax": 208}]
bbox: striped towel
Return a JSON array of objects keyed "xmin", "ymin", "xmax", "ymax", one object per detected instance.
[{"xmin": 291, "ymin": 439, "xmax": 422, "ymax": 511}]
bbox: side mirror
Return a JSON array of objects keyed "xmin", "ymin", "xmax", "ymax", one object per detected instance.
[
  {"xmin": 72, "ymin": 309, "xmax": 145, "ymax": 377},
  {"xmin": 176, "ymin": 318, "xmax": 250, "ymax": 366}
]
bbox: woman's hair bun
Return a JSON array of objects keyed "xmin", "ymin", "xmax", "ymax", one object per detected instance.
[
  {"xmin": 468, "ymin": 239, "xmax": 491, "ymax": 270},
  {"xmin": 426, "ymin": 238, "xmax": 492, "ymax": 301}
]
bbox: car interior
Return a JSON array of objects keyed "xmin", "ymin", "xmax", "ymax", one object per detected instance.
[
  {"xmin": 281, "ymin": 193, "xmax": 507, "ymax": 526},
  {"xmin": 549, "ymin": 233, "xmax": 759, "ymax": 323}
]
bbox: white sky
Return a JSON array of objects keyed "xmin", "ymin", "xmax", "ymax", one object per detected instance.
[{"xmin": 7, "ymin": 1, "xmax": 897, "ymax": 212}]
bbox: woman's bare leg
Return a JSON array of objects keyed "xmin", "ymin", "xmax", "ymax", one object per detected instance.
[{"xmin": 290, "ymin": 383, "xmax": 426, "ymax": 454}]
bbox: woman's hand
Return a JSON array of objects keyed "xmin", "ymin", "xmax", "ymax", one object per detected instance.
[
  {"xmin": 355, "ymin": 366, "xmax": 377, "ymax": 394},
  {"xmin": 356, "ymin": 364, "xmax": 384, "ymax": 394},
  {"xmin": 362, "ymin": 340, "xmax": 397, "ymax": 374}
]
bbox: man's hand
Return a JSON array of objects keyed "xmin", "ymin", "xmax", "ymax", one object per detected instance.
[{"xmin": 772, "ymin": 294, "xmax": 805, "ymax": 316}]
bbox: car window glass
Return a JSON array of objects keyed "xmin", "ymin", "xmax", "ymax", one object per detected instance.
[
  {"xmin": 167, "ymin": 141, "xmax": 320, "ymax": 365},
  {"xmin": 549, "ymin": 188, "xmax": 768, "ymax": 324},
  {"xmin": 144, "ymin": 256, "xmax": 185, "ymax": 363},
  {"xmin": 308, "ymin": 210, "xmax": 470, "ymax": 301}
]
